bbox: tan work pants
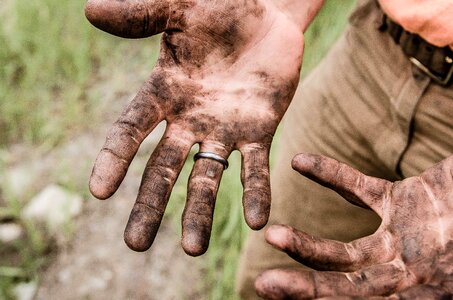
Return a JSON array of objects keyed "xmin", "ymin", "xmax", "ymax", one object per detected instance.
[{"xmin": 236, "ymin": 1, "xmax": 453, "ymax": 299}]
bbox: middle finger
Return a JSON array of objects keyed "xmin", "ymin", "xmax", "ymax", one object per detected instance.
[{"xmin": 124, "ymin": 130, "xmax": 194, "ymax": 251}]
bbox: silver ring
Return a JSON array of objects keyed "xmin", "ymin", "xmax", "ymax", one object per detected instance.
[{"xmin": 194, "ymin": 152, "xmax": 229, "ymax": 170}]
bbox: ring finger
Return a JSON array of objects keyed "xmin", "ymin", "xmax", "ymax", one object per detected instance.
[{"xmin": 182, "ymin": 143, "xmax": 231, "ymax": 256}]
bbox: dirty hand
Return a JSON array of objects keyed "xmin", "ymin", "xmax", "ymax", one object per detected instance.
[
  {"xmin": 85, "ymin": 0, "xmax": 305, "ymax": 255},
  {"xmin": 255, "ymin": 153, "xmax": 453, "ymax": 299}
]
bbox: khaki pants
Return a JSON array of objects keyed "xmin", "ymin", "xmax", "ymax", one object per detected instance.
[{"xmin": 236, "ymin": 1, "xmax": 453, "ymax": 299}]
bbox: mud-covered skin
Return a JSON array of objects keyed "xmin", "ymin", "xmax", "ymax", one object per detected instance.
[
  {"xmin": 255, "ymin": 154, "xmax": 453, "ymax": 299},
  {"xmin": 85, "ymin": 0, "xmax": 305, "ymax": 255}
]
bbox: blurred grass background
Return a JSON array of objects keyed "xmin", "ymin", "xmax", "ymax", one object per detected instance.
[
  {"xmin": 1, "ymin": 0, "xmax": 100, "ymax": 147},
  {"xmin": 0, "ymin": 0, "xmax": 356, "ymax": 298}
]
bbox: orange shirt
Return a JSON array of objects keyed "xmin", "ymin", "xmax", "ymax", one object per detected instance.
[{"xmin": 378, "ymin": 0, "xmax": 453, "ymax": 48}]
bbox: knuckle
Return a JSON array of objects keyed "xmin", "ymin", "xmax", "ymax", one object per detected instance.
[
  {"xmin": 190, "ymin": 176, "xmax": 218, "ymax": 190},
  {"xmin": 114, "ymin": 120, "xmax": 144, "ymax": 143}
]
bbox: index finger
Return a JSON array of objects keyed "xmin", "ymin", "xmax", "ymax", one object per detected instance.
[
  {"xmin": 89, "ymin": 79, "xmax": 164, "ymax": 200},
  {"xmin": 292, "ymin": 153, "xmax": 391, "ymax": 216}
]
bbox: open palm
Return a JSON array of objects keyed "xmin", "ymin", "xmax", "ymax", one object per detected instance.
[
  {"xmin": 256, "ymin": 154, "xmax": 453, "ymax": 299},
  {"xmin": 85, "ymin": 0, "xmax": 304, "ymax": 255}
]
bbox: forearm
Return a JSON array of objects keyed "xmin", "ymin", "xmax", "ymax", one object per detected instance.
[
  {"xmin": 379, "ymin": 0, "xmax": 453, "ymax": 47},
  {"xmin": 270, "ymin": 0, "xmax": 325, "ymax": 32}
]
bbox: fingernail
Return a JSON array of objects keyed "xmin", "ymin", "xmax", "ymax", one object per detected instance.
[{"xmin": 182, "ymin": 225, "xmax": 209, "ymax": 256}]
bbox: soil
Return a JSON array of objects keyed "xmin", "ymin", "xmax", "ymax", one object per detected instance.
[
  {"xmin": 35, "ymin": 175, "xmax": 205, "ymax": 300},
  {"xmin": 28, "ymin": 44, "xmax": 206, "ymax": 300}
]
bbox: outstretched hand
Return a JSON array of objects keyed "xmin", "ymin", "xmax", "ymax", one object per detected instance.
[
  {"xmin": 256, "ymin": 154, "xmax": 453, "ymax": 299},
  {"xmin": 85, "ymin": 0, "xmax": 304, "ymax": 255}
]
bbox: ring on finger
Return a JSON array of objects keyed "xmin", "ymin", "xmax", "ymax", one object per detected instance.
[{"xmin": 194, "ymin": 152, "xmax": 229, "ymax": 170}]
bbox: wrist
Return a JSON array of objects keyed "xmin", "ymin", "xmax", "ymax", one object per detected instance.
[{"xmin": 269, "ymin": 0, "xmax": 325, "ymax": 32}]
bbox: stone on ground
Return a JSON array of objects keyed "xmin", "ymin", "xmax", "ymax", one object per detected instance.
[
  {"xmin": 22, "ymin": 184, "xmax": 82, "ymax": 231},
  {"xmin": 0, "ymin": 223, "xmax": 23, "ymax": 243}
]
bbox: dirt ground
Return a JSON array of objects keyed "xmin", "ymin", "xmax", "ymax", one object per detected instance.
[
  {"xmin": 35, "ymin": 168, "xmax": 205, "ymax": 300},
  {"xmin": 29, "ymin": 49, "xmax": 206, "ymax": 299}
]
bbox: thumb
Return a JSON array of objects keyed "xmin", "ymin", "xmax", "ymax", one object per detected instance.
[{"xmin": 85, "ymin": 0, "xmax": 188, "ymax": 38}]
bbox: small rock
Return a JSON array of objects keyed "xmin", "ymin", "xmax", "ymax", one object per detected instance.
[
  {"xmin": 57, "ymin": 268, "xmax": 72, "ymax": 284},
  {"xmin": 22, "ymin": 184, "xmax": 83, "ymax": 230},
  {"xmin": 5, "ymin": 166, "xmax": 36, "ymax": 200},
  {"xmin": 77, "ymin": 268, "xmax": 113, "ymax": 296},
  {"xmin": 0, "ymin": 223, "xmax": 23, "ymax": 243},
  {"xmin": 3, "ymin": 155, "xmax": 52, "ymax": 201},
  {"xmin": 14, "ymin": 281, "xmax": 37, "ymax": 300}
]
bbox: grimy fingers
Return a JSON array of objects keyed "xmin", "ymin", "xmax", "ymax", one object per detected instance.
[
  {"xmin": 124, "ymin": 133, "xmax": 193, "ymax": 251},
  {"xmin": 318, "ymin": 296, "xmax": 391, "ymax": 299},
  {"xmin": 85, "ymin": 0, "xmax": 183, "ymax": 38},
  {"xmin": 292, "ymin": 153, "xmax": 391, "ymax": 216},
  {"xmin": 264, "ymin": 225, "xmax": 394, "ymax": 272},
  {"xmin": 255, "ymin": 260, "xmax": 407, "ymax": 300},
  {"xmin": 89, "ymin": 84, "xmax": 163, "ymax": 200},
  {"xmin": 240, "ymin": 143, "xmax": 272, "ymax": 230},
  {"xmin": 391, "ymin": 284, "xmax": 453, "ymax": 300},
  {"xmin": 182, "ymin": 157, "xmax": 224, "ymax": 256}
]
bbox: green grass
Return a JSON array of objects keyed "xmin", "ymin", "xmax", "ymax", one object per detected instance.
[
  {"xmin": 0, "ymin": 0, "xmax": 112, "ymax": 147},
  {"xmin": 0, "ymin": 198, "xmax": 50, "ymax": 300},
  {"xmin": 302, "ymin": 0, "xmax": 357, "ymax": 76},
  {"xmin": 0, "ymin": 0, "xmax": 356, "ymax": 298},
  {"xmin": 0, "ymin": 0, "xmax": 122, "ymax": 297}
]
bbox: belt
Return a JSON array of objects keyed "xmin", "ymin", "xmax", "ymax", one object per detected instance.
[{"xmin": 379, "ymin": 15, "xmax": 453, "ymax": 86}]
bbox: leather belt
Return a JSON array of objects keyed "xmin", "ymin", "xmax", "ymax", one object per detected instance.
[{"xmin": 379, "ymin": 15, "xmax": 453, "ymax": 86}]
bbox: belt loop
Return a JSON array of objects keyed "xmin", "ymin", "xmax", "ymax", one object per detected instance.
[
  {"xmin": 378, "ymin": 13, "xmax": 387, "ymax": 31},
  {"xmin": 375, "ymin": 1, "xmax": 387, "ymax": 31}
]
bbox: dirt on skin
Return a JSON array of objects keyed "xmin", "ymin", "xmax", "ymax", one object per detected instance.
[
  {"xmin": 35, "ymin": 178, "xmax": 205, "ymax": 300},
  {"xmin": 30, "ymin": 44, "xmax": 206, "ymax": 300}
]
